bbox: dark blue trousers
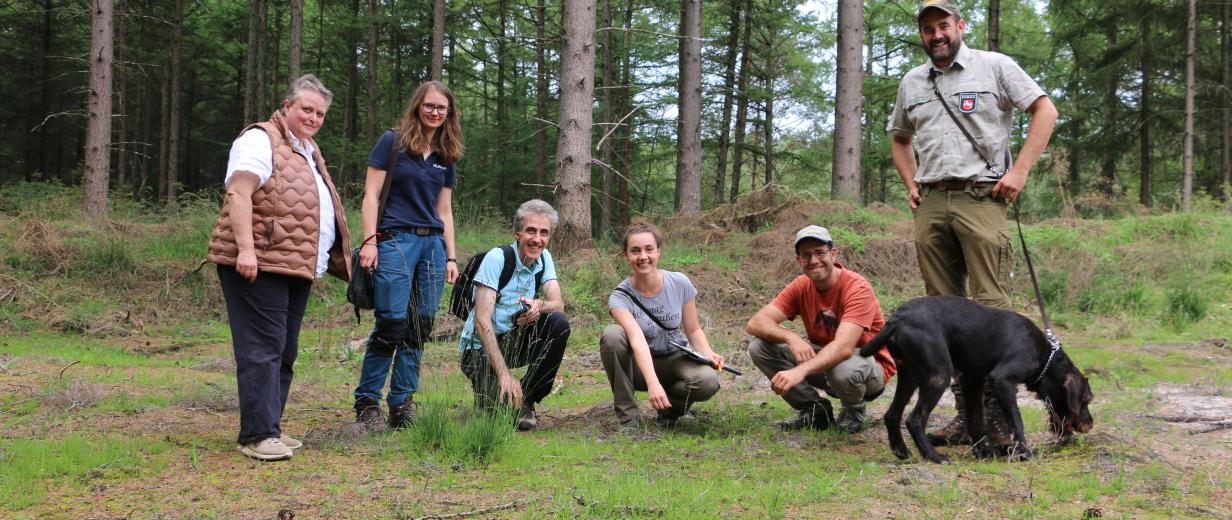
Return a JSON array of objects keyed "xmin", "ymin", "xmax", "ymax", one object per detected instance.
[{"xmin": 218, "ymin": 265, "xmax": 311, "ymax": 444}]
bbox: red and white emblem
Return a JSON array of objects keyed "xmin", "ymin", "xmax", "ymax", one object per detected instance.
[{"xmin": 959, "ymin": 93, "xmax": 977, "ymax": 113}]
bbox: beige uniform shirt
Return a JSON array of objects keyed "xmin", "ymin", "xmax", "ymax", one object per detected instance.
[{"xmin": 887, "ymin": 44, "xmax": 1046, "ymax": 184}]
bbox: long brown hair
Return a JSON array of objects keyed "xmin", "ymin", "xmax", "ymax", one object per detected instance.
[{"xmin": 396, "ymin": 81, "xmax": 464, "ymax": 165}]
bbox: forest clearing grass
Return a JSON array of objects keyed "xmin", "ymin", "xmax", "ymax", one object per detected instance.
[{"xmin": 1, "ymin": 184, "xmax": 1230, "ymax": 517}]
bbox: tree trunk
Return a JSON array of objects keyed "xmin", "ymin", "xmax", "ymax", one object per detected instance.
[
  {"xmin": 83, "ymin": 0, "xmax": 115, "ymax": 217},
  {"xmin": 289, "ymin": 0, "xmax": 302, "ymax": 84},
  {"xmin": 729, "ymin": 0, "xmax": 753, "ymax": 202},
  {"xmin": 1222, "ymin": 0, "xmax": 1230, "ymax": 203},
  {"xmin": 1139, "ymin": 10, "xmax": 1152, "ymax": 207},
  {"xmin": 599, "ymin": 0, "xmax": 615, "ymax": 237},
  {"xmin": 165, "ymin": 0, "xmax": 183, "ymax": 206},
  {"xmin": 987, "ymin": 0, "xmax": 1000, "ymax": 53},
  {"xmin": 317, "ymin": 0, "xmax": 325, "ymax": 71},
  {"xmin": 535, "ymin": 0, "xmax": 550, "ymax": 198},
  {"xmin": 617, "ymin": 0, "xmax": 633, "ymax": 225},
  {"xmin": 832, "ymin": 0, "xmax": 863, "ymax": 203},
  {"xmin": 158, "ymin": 49, "xmax": 170, "ymax": 200},
  {"xmin": 344, "ymin": 0, "xmax": 360, "ymax": 186},
  {"xmin": 244, "ymin": 0, "xmax": 261, "ymax": 124},
  {"xmin": 763, "ymin": 75, "xmax": 774, "ymax": 189},
  {"xmin": 555, "ymin": 0, "xmax": 597, "ymax": 250},
  {"xmin": 714, "ymin": 0, "xmax": 740, "ymax": 206},
  {"xmin": 256, "ymin": 0, "xmax": 268, "ymax": 117},
  {"xmin": 114, "ymin": 0, "xmax": 128, "ymax": 189},
  {"xmin": 1097, "ymin": 18, "xmax": 1117, "ymax": 196},
  {"xmin": 1182, "ymin": 0, "xmax": 1195, "ymax": 210},
  {"xmin": 272, "ymin": 3, "xmax": 282, "ymax": 97},
  {"xmin": 366, "ymin": 0, "xmax": 378, "ymax": 144},
  {"xmin": 675, "ymin": 0, "xmax": 701, "ymax": 213},
  {"xmin": 431, "ymin": 0, "xmax": 445, "ymax": 80},
  {"xmin": 497, "ymin": 0, "xmax": 509, "ymax": 210}
]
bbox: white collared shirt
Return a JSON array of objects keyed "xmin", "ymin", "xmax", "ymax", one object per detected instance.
[{"xmin": 225, "ymin": 128, "xmax": 337, "ymax": 278}]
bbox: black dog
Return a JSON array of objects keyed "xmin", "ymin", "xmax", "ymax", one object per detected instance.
[{"xmin": 859, "ymin": 295, "xmax": 1094, "ymax": 463}]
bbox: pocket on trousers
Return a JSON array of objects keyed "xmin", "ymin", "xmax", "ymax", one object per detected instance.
[{"xmin": 997, "ymin": 230, "xmax": 1014, "ymax": 283}]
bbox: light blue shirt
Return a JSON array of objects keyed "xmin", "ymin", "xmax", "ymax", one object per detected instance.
[{"xmin": 458, "ymin": 243, "xmax": 558, "ymax": 351}]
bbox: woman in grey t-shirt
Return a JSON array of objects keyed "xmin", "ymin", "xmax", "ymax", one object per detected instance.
[{"xmin": 599, "ymin": 222, "xmax": 724, "ymax": 431}]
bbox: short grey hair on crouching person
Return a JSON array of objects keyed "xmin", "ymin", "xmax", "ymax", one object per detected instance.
[
  {"xmin": 286, "ymin": 74, "xmax": 334, "ymax": 109},
  {"xmin": 513, "ymin": 199, "xmax": 560, "ymax": 233}
]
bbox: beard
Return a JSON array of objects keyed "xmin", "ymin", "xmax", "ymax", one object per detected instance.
[{"xmin": 925, "ymin": 36, "xmax": 961, "ymax": 64}]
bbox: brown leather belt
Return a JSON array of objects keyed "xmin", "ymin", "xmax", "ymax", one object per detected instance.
[{"xmin": 923, "ymin": 179, "xmax": 996, "ymax": 191}]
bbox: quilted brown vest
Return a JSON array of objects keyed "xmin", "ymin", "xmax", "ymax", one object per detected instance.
[{"xmin": 207, "ymin": 109, "xmax": 352, "ymax": 281}]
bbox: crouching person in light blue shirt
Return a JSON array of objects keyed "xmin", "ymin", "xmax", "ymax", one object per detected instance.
[{"xmin": 458, "ymin": 199, "xmax": 571, "ymax": 431}]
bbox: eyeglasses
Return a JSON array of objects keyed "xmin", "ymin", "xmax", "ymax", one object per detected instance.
[
  {"xmin": 422, "ymin": 103, "xmax": 450, "ymax": 115},
  {"xmin": 797, "ymin": 248, "xmax": 833, "ymax": 260}
]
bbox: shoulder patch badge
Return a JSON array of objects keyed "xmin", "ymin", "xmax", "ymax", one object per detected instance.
[{"xmin": 959, "ymin": 93, "xmax": 978, "ymax": 113}]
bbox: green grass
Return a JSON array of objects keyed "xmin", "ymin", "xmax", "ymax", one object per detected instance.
[{"xmin": 0, "ymin": 434, "xmax": 171, "ymax": 510}]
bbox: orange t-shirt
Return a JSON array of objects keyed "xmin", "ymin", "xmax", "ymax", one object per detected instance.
[{"xmin": 770, "ymin": 265, "xmax": 896, "ymax": 382}]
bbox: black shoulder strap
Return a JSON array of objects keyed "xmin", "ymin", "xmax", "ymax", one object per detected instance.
[
  {"xmin": 928, "ymin": 73, "xmax": 1002, "ymax": 177},
  {"xmin": 613, "ymin": 286, "xmax": 677, "ymax": 332},
  {"xmin": 494, "ymin": 245, "xmax": 517, "ymax": 305},
  {"xmin": 376, "ymin": 129, "xmax": 399, "ymax": 224}
]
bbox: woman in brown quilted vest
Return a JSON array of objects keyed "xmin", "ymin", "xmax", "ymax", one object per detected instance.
[
  {"xmin": 207, "ymin": 74, "xmax": 351, "ymax": 461},
  {"xmin": 351, "ymin": 81, "xmax": 464, "ymax": 431}
]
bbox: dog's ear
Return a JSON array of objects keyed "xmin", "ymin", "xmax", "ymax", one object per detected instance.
[{"xmin": 1063, "ymin": 369, "xmax": 1095, "ymax": 434}]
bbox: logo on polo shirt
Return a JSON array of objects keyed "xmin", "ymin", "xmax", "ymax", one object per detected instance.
[
  {"xmin": 959, "ymin": 93, "xmax": 977, "ymax": 113},
  {"xmin": 431, "ymin": 163, "xmax": 447, "ymax": 170}
]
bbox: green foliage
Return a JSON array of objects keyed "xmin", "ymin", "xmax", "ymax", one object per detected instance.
[
  {"xmin": 402, "ymin": 398, "xmax": 515, "ymax": 465},
  {"xmin": 1162, "ymin": 286, "xmax": 1208, "ymax": 330}
]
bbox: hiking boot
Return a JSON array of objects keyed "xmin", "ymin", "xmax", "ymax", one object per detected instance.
[
  {"xmin": 238, "ymin": 438, "xmax": 292, "ymax": 461},
  {"xmin": 983, "ymin": 392, "xmax": 1015, "ymax": 453},
  {"xmin": 777, "ymin": 400, "xmax": 834, "ymax": 431},
  {"xmin": 516, "ymin": 401, "xmax": 538, "ymax": 431},
  {"xmin": 835, "ymin": 407, "xmax": 868, "ymax": 434},
  {"xmin": 278, "ymin": 433, "xmax": 302, "ymax": 450},
  {"xmin": 654, "ymin": 411, "xmax": 678, "ymax": 429},
  {"xmin": 388, "ymin": 399, "xmax": 416, "ymax": 430},
  {"xmin": 617, "ymin": 418, "xmax": 643, "ymax": 435},
  {"xmin": 354, "ymin": 397, "xmax": 384, "ymax": 431},
  {"xmin": 927, "ymin": 383, "xmax": 971, "ymax": 445}
]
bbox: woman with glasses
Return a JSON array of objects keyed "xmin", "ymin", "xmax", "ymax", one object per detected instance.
[
  {"xmin": 599, "ymin": 221, "xmax": 724, "ymax": 433},
  {"xmin": 352, "ymin": 81, "xmax": 464, "ymax": 430}
]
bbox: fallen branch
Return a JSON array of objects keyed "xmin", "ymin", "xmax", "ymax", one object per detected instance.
[
  {"xmin": 1150, "ymin": 414, "xmax": 1229, "ymax": 423},
  {"xmin": 1187, "ymin": 421, "xmax": 1232, "ymax": 435},
  {"xmin": 414, "ymin": 499, "xmax": 533, "ymax": 520}
]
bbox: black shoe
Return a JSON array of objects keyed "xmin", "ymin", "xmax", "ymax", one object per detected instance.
[
  {"xmin": 777, "ymin": 400, "xmax": 834, "ymax": 431},
  {"xmin": 654, "ymin": 411, "xmax": 678, "ymax": 429},
  {"xmin": 388, "ymin": 399, "xmax": 415, "ymax": 430},
  {"xmin": 355, "ymin": 397, "xmax": 384, "ymax": 430},
  {"xmin": 835, "ymin": 407, "xmax": 868, "ymax": 434},
  {"xmin": 516, "ymin": 401, "xmax": 538, "ymax": 431}
]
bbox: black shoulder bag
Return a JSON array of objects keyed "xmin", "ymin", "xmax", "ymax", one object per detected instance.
[{"xmin": 347, "ymin": 130, "xmax": 400, "ymax": 323}]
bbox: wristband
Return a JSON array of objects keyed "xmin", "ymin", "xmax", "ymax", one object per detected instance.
[{"xmin": 446, "ymin": 258, "xmax": 457, "ymax": 263}]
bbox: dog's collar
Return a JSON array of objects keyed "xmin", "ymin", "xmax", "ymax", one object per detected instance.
[{"xmin": 1032, "ymin": 329, "xmax": 1063, "ymax": 386}]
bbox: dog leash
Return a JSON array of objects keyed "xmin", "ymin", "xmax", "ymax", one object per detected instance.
[{"xmin": 1013, "ymin": 199, "xmax": 1063, "ymax": 385}]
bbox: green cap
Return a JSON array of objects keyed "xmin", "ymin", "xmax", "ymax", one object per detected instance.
[{"xmin": 918, "ymin": 0, "xmax": 961, "ymax": 22}]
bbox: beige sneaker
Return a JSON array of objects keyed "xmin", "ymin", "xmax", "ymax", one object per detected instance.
[
  {"xmin": 238, "ymin": 438, "xmax": 292, "ymax": 461},
  {"xmin": 278, "ymin": 434, "xmax": 302, "ymax": 450}
]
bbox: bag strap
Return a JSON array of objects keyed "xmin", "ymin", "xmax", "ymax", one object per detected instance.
[
  {"xmin": 375, "ymin": 129, "xmax": 399, "ymax": 226},
  {"xmin": 928, "ymin": 72, "xmax": 1002, "ymax": 177},
  {"xmin": 613, "ymin": 286, "xmax": 677, "ymax": 332},
  {"xmin": 495, "ymin": 245, "xmax": 544, "ymax": 304}
]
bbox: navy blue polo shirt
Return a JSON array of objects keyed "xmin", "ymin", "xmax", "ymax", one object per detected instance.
[{"xmin": 368, "ymin": 129, "xmax": 457, "ymax": 232}]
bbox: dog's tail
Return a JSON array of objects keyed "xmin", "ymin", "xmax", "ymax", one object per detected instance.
[{"xmin": 858, "ymin": 319, "xmax": 897, "ymax": 358}]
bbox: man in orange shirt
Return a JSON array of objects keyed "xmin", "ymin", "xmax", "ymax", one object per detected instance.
[{"xmin": 745, "ymin": 226, "xmax": 897, "ymax": 433}]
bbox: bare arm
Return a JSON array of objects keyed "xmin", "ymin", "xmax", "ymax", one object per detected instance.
[
  {"xmin": 358, "ymin": 166, "xmax": 385, "ymax": 271},
  {"xmin": 770, "ymin": 321, "xmax": 865, "ymax": 396},
  {"xmin": 991, "ymin": 96, "xmax": 1059, "ymax": 202},
  {"xmin": 473, "ymin": 284, "xmax": 522, "ymax": 408},
  {"xmin": 746, "ymin": 303, "xmax": 815, "ymax": 364},
  {"xmin": 436, "ymin": 187, "xmax": 458, "ymax": 283},
  {"xmin": 226, "ymin": 171, "xmax": 261, "ymax": 282},
  {"xmin": 611, "ymin": 307, "xmax": 672, "ymax": 411},
  {"xmin": 890, "ymin": 134, "xmax": 920, "ymax": 209},
  {"xmin": 681, "ymin": 299, "xmax": 723, "ymax": 369}
]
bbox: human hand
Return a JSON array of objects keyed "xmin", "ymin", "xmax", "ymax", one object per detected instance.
[
  {"xmin": 706, "ymin": 351, "xmax": 725, "ymax": 372},
  {"xmin": 445, "ymin": 260, "xmax": 459, "ymax": 283},
  {"xmin": 770, "ymin": 368, "xmax": 805, "ymax": 396},
  {"xmin": 991, "ymin": 171, "xmax": 1027, "ymax": 202},
  {"xmin": 647, "ymin": 383, "xmax": 672, "ymax": 411},
  {"xmin": 790, "ymin": 339, "xmax": 816, "ymax": 364},
  {"xmin": 359, "ymin": 243, "xmax": 378, "ymax": 272},
  {"xmin": 515, "ymin": 297, "xmax": 541, "ymax": 326},
  {"xmin": 236, "ymin": 251, "xmax": 259, "ymax": 283},
  {"xmin": 498, "ymin": 372, "xmax": 524, "ymax": 409},
  {"xmin": 908, "ymin": 186, "xmax": 921, "ymax": 209}
]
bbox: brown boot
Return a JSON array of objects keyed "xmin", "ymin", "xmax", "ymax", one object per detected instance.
[
  {"xmin": 982, "ymin": 386, "xmax": 1015, "ymax": 454},
  {"xmin": 927, "ymin": 382, "xmax": 972, "ymax": 445}
]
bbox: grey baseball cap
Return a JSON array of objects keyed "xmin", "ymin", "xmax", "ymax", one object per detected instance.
[
  {"xmin": 794, "ymin": 225, "xmax": 834, "ymax": 249},
  {"xmin": 918, "ymin": 0, "xmax": 961, "ymax": 22}
]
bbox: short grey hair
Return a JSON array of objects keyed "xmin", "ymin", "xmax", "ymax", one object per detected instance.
[
  {"xmin": 286, "ymin": 74, "xmax": 333, "ymax": 109},
  {"xmin": 513, "ymin": 199, "xmax": 559, "ymax": 232}
]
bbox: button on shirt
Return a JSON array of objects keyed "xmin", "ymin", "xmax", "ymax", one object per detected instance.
[
  {"xmin": 225, "ymin": 128, "xmax": 337, "ymax": 278},
  {"xmin": 887, "ymin": 44, "xmax": 1046, "ymax": 185},
  {"xmin": 458, "ymin": 245, "xmax": 558, "ymax": 351}
]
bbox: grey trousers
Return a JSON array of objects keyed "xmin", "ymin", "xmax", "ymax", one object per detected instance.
[
  {"xmin": 599, "ymin": 324, "xmax": 720, "ymax": 424},
  {"xmin": 747, "ymin": 336, "xmax": 885, "ymax": 412}
]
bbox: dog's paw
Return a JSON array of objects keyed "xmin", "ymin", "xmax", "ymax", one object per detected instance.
[
  {"xmin": 892, "ymin": 447, "xmax": 911, "ymax": 460},
  {"xmin": 924, "ymin": 452, "xmax": 948, "ymax": 464},
  {"xmin": 1009, "ymin": 443, "xmax": 1034, "ymax": 461}
]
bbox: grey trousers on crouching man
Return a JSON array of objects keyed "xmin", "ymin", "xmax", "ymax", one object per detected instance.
[
  {"xmin": 599, "ymin": 325, "xmax": 720, "ymax": 425},
  {"xmin": 747, "ymin": 337, "xmax": 885, "ymax": 414},
  {"xmin": 460, "ymin": 312, "xmax": 571, "ymax": 410},
  {"xmin": 217, "ymin": 265, "xmax": 311, "ymax": 444}
]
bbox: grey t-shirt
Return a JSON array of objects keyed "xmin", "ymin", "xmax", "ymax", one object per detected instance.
[{"xmin": 608, "ymin": 270, "xmax": 698, "ymax": 356}]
